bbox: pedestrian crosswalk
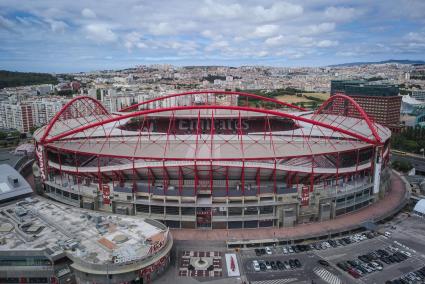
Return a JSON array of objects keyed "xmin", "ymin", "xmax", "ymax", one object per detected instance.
[
  {"xmin": 251, "ymin": 278, "xmax": 298, "ymax": 284},
  {"xmin": 313, "ymin": 267, "xmax": 342, "ymax": 284}
]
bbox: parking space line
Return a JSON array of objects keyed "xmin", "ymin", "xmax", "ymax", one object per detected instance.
[
  {"xmin": 313, "ymin": 267, "xmax": 342, "ymax": 284},
  {"xmin": 250, "ymin": 278, "xmax": 298, "ymax": 284}
]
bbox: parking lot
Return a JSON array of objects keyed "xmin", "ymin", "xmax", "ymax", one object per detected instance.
[
  {"xmin": 161, "ymin": 214, "xmax": 425, "ymax": 284},
  {"xmin": 241, "ymin": 243, "xmax": 354, "ymax": 284},
  {"xmin": 239, "ymin": 216, "xmax": 425, "ymax": 284}
]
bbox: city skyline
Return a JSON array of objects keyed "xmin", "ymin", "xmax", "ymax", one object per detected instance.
[{"xmin": 0, "ymin": 0, "xmax": 425, "ymax": 73}]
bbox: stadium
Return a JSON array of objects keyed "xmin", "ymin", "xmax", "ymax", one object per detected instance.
[{"xmin": 33, "ymin": 90, "xmax": 392, "ymax": 230}]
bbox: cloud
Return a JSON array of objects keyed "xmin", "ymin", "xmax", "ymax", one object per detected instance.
[
  {"xmin": 252, "ymin": 25, "xmax": 279, "ymax": 38},
  {"xmin": 45, "ymin": 19, "xmax": 68, "ymax": 33},
  {"xmin": 302, "ymin": 22, "xmax": 335, "ymax": 36},
  {"xmin": 316, "ymin": 39, "xmax": 338, "ymax": 47},
  {"xmin": 84, "ymin": 23, "xmax": 117, "ymax": 43},
  {"xmin": 81, "ymin": 8, "xmax": 96, "ymax": 18},
  {"xmin": 324, "ymin": 6, "xmax": 361, "ymax": 22},
  {"xmin": 252, "ymin": 2, "xmax": 303, "ymax": 21},
  {"xmin": 1, "ymin": 0, "xmax": 425, "ymax": 72},
  {"xmin": 124, "ymin": 32, "xmax": 147, "ymax": 50},
  {"xmin": 199, "ymin": 0, "xmax": 243, "ymax": 19},
  {"xmin": 148, "ymin": 21, "xmax": 197, "ymax": 36},
  {"xmin": 0, "ymin": 15, "xmax": 15, "ymax": 31},
  {"xmin": 198, "ymin": 0, "xmax": 302, "ymax": 22}
]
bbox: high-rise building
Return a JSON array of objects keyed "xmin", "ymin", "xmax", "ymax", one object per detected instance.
[
  {"xmin": 0, "ymin": 99, "xmax": 68, "ymax": 132},
  {"xmin": 330, "ymin": 80, "xmax": 401, "ymax": 132},
  {"xmin": 0, "ymin": 102, "xmax": 34, "ymax": 132}
]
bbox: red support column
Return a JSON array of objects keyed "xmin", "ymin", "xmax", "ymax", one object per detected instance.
[
  {"xmin": 178, "ymin": 166, "xmax": 183, "ymax": 196},
  {"xmin": 255, "ymin": 167, "xmax": 261, "ymax": 195},
  {"xmin": 296, "ymin": 173, "xmax": 299, "ymax": 193},
  {"xmin": 132, "ymin": 158, "xmax": 137, "ymax": 194},
  {"xmin": 225, "ymin": 166, "xmax": 229, "ymax": 196},
  {"xmin": 210, "ymin": 161, "xmax": 214, "ymax": 195},
  {"xmin": 194, "ymin": 110, "xmax": 201, "ymax": 196},
  {"xmin": 57, "ymin": 152, "xmax": 63, "ymax": 185},
  {"xmin": 147, "ymin": 167, "xmax": 151, "ymax": 194},
  {"xmin": 287, "ymin": 171, "xmax": 292, "ymax": 189},
  {"xmin": 241, "ymin": 161, "xmax": 245, "ymax": 195},
  {"xmin": 194, "ymin": 161, "xmax": 198, "ymax": 196},
  {"xmin": 162, "ymin": 161, "xmax": 169, "ymax": 196},
  {"xmin": 97, "ymin": 155, "xmax": 102, "ymax": 198},
  {"xmin": 336, "ymin": 152, "xmax": 340, "ymax": 189},
  {"xmin": 74, "ymin": 152, "xmax": 80, "ymax": 196},
  {"xmin": 355, "ymin": 149, "xmax": 360, "ymax": 174},
  {"xmin": 273, "ymin": 159, "xmax": 277, "ymax": 194},
  {"xmin": 210, "ymin": 111, "xmax": 215, "ymax": 194},
  {"xmin": 310, "ymin": 155, "xmax": 315, "ymax": 193}
]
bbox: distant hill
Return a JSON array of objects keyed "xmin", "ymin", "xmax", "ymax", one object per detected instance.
[
  {"xmin": 0, "ymin": 70, "xmax": 58, "ymax": 89},
  {"xmin": 328, "ymin": 59, "xmax": 425, "ymax": 67}
]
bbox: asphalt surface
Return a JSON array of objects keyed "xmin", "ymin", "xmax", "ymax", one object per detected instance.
[
  {"xmin": 0, "ymin": 147, "xmax": 21, "ymax": 167},
  {"xmin": 156, "ymin": 214, "xmax": 425, "ymax": 284}
]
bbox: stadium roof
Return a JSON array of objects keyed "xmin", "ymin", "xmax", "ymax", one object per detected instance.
[{"xmin": 33, "ymin": 92, "xmax": 391, "ymax": 163}]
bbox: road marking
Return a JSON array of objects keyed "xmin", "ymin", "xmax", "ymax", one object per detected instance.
[
  {"xmin": 322, "ymin": 253, "xmax": 347, "ymax": 260},
  {"xmin": 250, "ymin": 278, "xmax": 298, "ymax": 284},
  {"xmin": 313, "ymin": 267, "xmax": 342, "ymax": 284}
]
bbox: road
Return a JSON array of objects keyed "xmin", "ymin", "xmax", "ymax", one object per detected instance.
[{"xmin": 391, "ymin": 152, "xmax": 425, "ymax": 175}]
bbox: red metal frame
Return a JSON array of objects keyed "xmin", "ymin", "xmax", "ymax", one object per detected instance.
[
  {"xmin": 41, "ymin": 105, "xmax": 381, "ymax": 145},
  {"xmin": 40, "ymin": 96, "xmax": 110, "ymax": 143},
  {"xmin": 314, "ymin": 93, "xmax": 382, "ymax": 144}
]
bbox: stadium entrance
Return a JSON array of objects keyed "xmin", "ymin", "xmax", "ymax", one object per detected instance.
[{"xmin": 196, "ymin": 207, "xmax": 212, "ymax": 228}]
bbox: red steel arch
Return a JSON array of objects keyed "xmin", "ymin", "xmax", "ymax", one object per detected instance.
[
  {"xmin": 42, "ymin": 104, "xmax": 382, "ymax": 145},
  {"xmin": 119, "ymin": 90, "xmax": 307, "ymax": 112},
  {"xmin": 40, "ymin": 96, "xmax": 110, "ymax": 144},
  {"xmin": 314, "ymin": 93, "xmax": 382, "ymax": 144}
]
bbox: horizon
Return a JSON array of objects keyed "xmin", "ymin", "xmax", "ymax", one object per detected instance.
[
  {"xmin": 1, "ymin": 0, "xmax": 425, "ymax": 73},
  {"xmin": 2, "ymin": 58, "xmax": 424, "ymax": 74}
]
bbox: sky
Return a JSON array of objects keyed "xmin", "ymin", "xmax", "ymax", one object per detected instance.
[{"xmin": 0, "ymin": 0, "xmax": 424, "ymax": 73}]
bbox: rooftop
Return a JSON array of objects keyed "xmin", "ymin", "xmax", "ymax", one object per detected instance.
[
  {"xmin": 0, "ymin": 196, "xmax": 168, "ymax": 266},
  {"xmin": 0, "ymin": 164, "xmax": 33, "ymax": 203}
]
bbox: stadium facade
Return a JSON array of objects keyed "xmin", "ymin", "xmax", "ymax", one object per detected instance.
[{"xmin": 33, "ymin": 91, "xmax": 392, "ymax": 229}]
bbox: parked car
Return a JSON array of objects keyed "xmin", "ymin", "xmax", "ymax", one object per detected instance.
[
  {"xmin": 265, "ymin": 247, "xmax": 272, "ymax": 255},
  {"xmin": 276, "ymin": 260, "xmax": 284, "ymax": 270},
  {"xmin": 318, "ymin": 259, "xmax": 330, "ymax": 266},
  {"xmin": 294, "ymin": 259, "xmax": 302, "ymax": 268},
  {"xmin": 265, "ymin": 261, "xmax": 272, "ymax": 270},
  {"xmin": 401, "ymin": 251, "xmax": 412, "ymax": 257},
  {"xmin": 252, "ymin": 260, "xmax": 260, "ymax": 272}
]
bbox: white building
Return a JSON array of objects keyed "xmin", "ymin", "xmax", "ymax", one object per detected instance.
[{"xmin": 0, "ymin": 102, "xmax": 33, "ymax": 132}]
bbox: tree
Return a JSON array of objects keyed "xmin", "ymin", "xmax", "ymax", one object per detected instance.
[
  {"xmin": 29, "ymin": 126, "xmax": 38, "ymax": 135},
  {"xmin": 10, "ymin": 130, "xmax": 20, "ymax": 138},
  {"xmin": 391, "ymin": 160, "xmax": 413, "ymax": 172}
]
